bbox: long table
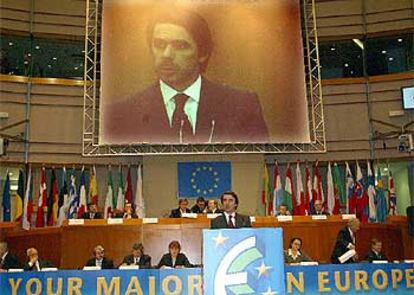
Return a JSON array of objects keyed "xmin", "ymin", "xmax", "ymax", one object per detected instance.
[{"xmin": 1, "ymin": 216, "xmax": 412, "ymax": 269}]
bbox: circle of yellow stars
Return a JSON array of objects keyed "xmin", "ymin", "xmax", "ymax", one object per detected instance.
[{"xmin": 190, "ymin": 166, "xmax": 220, "ymax": 196}]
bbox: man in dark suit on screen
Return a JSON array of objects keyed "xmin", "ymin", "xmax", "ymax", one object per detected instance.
[
  {"xmin": 331, "ymin": 218, "xmax": 360, "ymax": 264},
  {"xmin": 23, "ymin": 248, "xmax": 53, "ymax": 271},
  {"xmin": 0, "ymin": 242, "xmax": 21, "ymax": 271},
  {"xmin": 210, "ymin": 191, "xmax": 251, "ymax": 229},
  {"xmin": 103, "ymin": 9, "xmax": 268, "ymax": 144},
  {"xmin": 120, "ymin": 243, "xmax": 151, "ymax": 269},
  {"xmin": 85, "ymin": 245, "xmax": 114, "ymax": 269}
]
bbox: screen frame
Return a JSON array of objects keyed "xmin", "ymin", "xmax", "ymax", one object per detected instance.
[{"xmin": 401, "ymin": 86, "xmax": 414, "ymax": 110}]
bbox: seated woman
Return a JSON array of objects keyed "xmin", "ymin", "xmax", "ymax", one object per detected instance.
[
  {"xmin": 157, "ymin": 240, "xmax": 193, "ymax": 269},
  {"xmin": 284, "ymin": 237, "xmax": 312, "ymax": 264}
]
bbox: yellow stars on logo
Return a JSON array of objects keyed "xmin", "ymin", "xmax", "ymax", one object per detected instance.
[
  {"xmin": 255, "ymin": 261, "xmax": 272, "ymax": 278},
  {"xmin": 212, "ymin": 231, "xmax": 229, "ymax": 247}
]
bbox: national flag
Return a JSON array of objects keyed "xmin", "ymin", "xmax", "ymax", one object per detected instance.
[
  {"xmin": 77, "ymin": 167, "xmax": 87, "ymax": 218},
  {"xmin": 311, "ymin": 162, "xmax": 324, "ymax": 212},
  {"xmin": 116, "ymin": 167, "xmax": 125, "ymax": 210},
  {"xmin": 14, "ymin": 170, "xmax": 24, "ymax": 221},
  {"xmin": 388, "ymin": 170, "xmax": 397, "ymax": 215},
  {"xmin": 57, "ymin": 167, "xmax": 69, "ymax": 226},
  {"xmin": 135, "ymin": 164, "xmax": 145, "ymax": 218},
  {"xmin": 89, "ymin": 166, "xmax": 98, "ymax": 205},
  {"xmin": 376, "ymin": 168, "xmax": 388, "ymax": 223},
  {"xmin": 295, "ymin": 162, "xmax": 306, "ymax": 215},
  {"xmin": 177, "ymin": 162, "xmax": 231, "ymax": 198},
  {"xmin": 261, "ymin": 163, "xmax": 270, "ymax": 215},
  {"xmin": 47, "ymin": 169, "xmax": 59, "ymax": 226},
  {"xmin": 2, "ymin": 172, "xmax": 11, "ymax": 221},
  {"xmin": 366, "ymin": 161, "xmax": 377, "ymax": 222},
  {"xmin": 304, "ymin": 165, "xmax": 312, "ymax": 215},
  {"xmin": 355, "ymin": 162, "xmax": 369, "ymax": 222},
  {"xmin": 104, "ymin": 167, "xmax": 114, "ymax": 219},
  {"xmin": 327, "ymin": 162, "xmax": 335, "ymax": 215},
  {"xmin": 345, "ymin": 162, "xmax": 355, "ymax": 214},
  {"xmin": 125, "ymin": 167, "xmax": 133, "ymax": 205},
  {"xmin": 35, "ymin": 167, "xmax": 47, "ymax": 227},
  {"xmin": 333, "ymin": 162, "xmax": 346, "ymax": 212},
  {"xmin": 272, "ymin": 162, "xmax": 284, "ymax": 215},
  {"xmin": 68, "ymin": 170, "xmax": 79, "ymax": 219},
  {"xmin": 284, "ymin": 163, "xmax": 296, "ymax": 214},
  {"xmin": 22, "ymin": 168, "xmax": 33, "ymax": 230}
]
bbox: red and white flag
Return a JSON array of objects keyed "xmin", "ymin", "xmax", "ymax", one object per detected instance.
[
  {"xmin": 304, "ymin": 165, "xmax": 312, "ymax": 215},
  {"xmin": 35, "ymin": 167, "xmax": 47, "ymax": 228},
  {"xmin": 295, "ymin": 162, "xmax": 306, "ymax": 215},
  {"xmin": 22, "ymin": 168, "xmax": 33, "ymax": 230}
]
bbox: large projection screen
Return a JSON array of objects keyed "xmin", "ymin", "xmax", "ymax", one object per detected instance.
[{"xmin": 83, "ymin": 0, "xmax": 324, "ymax": 155}]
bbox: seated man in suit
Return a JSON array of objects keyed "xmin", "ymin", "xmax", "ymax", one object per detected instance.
[
  {"xmin": 190, "ymin": 197, "xmax": 206, "ymax": 213},
  {"xmin": 210, "ymin": 191, "xmax": 251, "ymax": 229},
  {"xmin": 365, "ymin": 238, "xmax": 388, "ymax": 262},
  {"xmin": 0, "ymin": 241, "xmax": 21, "ymax": 271},
  {"xmin": 85, "ymin": 245, "xmax": 114, "ymax": 269},
  {"xmin": 331, "ymin": 218, "xmax": 360, "ymax": 264},
  {"xmin": 312, "ymin": 200, "xmax": 330, "ymax": 215},
  {"xmin": 115, "ymin": 202, "xmax": 138, "ymax": 219},
  {"xmin": 276, "ymin": 204, "xmax": 291, "ymax": 216},
  {"xmin": 23, "ymin": 248, "xmax": 53, "ymax": 271},
  {"xmin": 157, "ymin": 240, "xmax": 193, "ymax": 269},
  {"xmin": 169, "ymin": 198, "xmax": 191, "ymax": 218},
  {"xmin": 120, "ymin": 243, "xmax": 151, "ymax": 269},
  {"xmin": 204, "ymin": 199, "xmax": 222, "ymax": 214},
  {"xmin": 82, "ymin": 203, "xmax": 104, "ymax": 219},
  {"xmin": 103, "ymin": 9, "xmax": 268, "ymax": 144}
]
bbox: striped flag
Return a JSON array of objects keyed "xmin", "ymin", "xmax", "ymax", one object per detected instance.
[
  {"xmin": 14, "ymin": 170, "xmax": 24, "ymax": 221},
  {"xmin": 22, "ymin": 168, "xmax": 33, "ymax": 230},
  {"xmin": 2, "ymin": 172, "xmax": 11, "ymax": 221},
  {"xmin": 376, "ymin": 168, "xmax": 388, "ymax": 222},
  {"xmin": 355, "ymin": 162, "xmax": 369, "ymax": 222},
  {"xmin": 135, "ymin": 165, "xmax": 145, "ymax": 218},
  {"xmin": 272, "ymin": 162, "xmax": 284, "ymax": 215},
  {"xmin": 261, "ymin": 163, "xmax": 270, "ymax": 215},
  {"xmin": 304, "ymin": 165, "xmax": 312, "ymax": 215},
  {"xmin": 68, "ymin": 170, "xmax": 78, "ymax": 219},
  {"xmin": 345, "ymin": 162, "xmax": 355, "ymax": 214},
  {"xmin": 311, "ymin": 162, "xmax": 324, "ymax": 212},
  {"xmin": 388, "ymin": 170, "xmax": 397, "ymax": 215},
  {"xmin": 333, "ymin": 162, "xmax": 346, "ymax": 212},
  {"xmin": 366, "ymin": 161, "xmax": 377, "ymax": 222},
  {"xmin": 295, "ymin": 162, "xmax": 306, "ymax": 215},
  {"xmin": 35, "ymin": 167, "xmax": 47, "ymax": 227},
  {"xmin": 57, "ymin": 167, "xmax": 69, "ymax": 226},
  {"xmin": 327, "ymin": 162, "xmax": 335, "ymax": 215},
  {"xmin": 284, "ymin": 163, "xmax": 296, "ymax": 214},
  {"xmin": 125, "ymin": 167, "xmax": 133, "ymax": 205},
  {"xmin": 116, "ymin": 167, "xmax": 125, "ymax": 210},
  {"xmin": 90, "ymin": 166, "xmax": 98, "ymax": 205},
  {"xmin": 47, "ymin": 169, "xmax": 59, "ymax": 226},
  {"xmin": 104, "ymin": 167, "xmax": 114, "ymax": 219},
  {"xmin": 77, "ymin": 167, "xmax": 87, "ymax": 218}
]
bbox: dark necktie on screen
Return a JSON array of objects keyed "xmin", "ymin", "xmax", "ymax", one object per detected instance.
[
  {"xmin": 172, "ymin": 94, "xmax": 193, "ymax": 142},
  {"xmin": 228, "ymin": 215, "xmax": 235, "ymax": 228}
]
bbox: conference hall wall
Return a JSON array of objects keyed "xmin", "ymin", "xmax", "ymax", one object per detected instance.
[{"xmin": 0, "ymin": 0, "xmax": 413, "ymax": 216}]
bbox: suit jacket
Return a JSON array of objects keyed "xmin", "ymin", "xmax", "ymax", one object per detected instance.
[
  {"xmin": 23, "ymin": 259, "xmax": 53, "ymax": 271},
  {"xmin": 191, "ymin": 204, "xmax": 205, "ymax": 214},
  {"xmin": 0, "ymin": 253, "xmax": 21, "ymax": 270},
  {"xmin": 284, "ymin": 250, "xmax": 312, "ymax": 264},
  {"xmin": 121, "ymin": 254, "xmax": 151, "ymax": 269},
  {"xmin": 331, "ymin": 227, "xmax": 355, "ymax": 264},
  {"xmin": 82, "ymin": 211, "xmax": 104, "ymax": 219},
  {"xmin": 157, "ymin": 253, "xmax": 192, "ymax": 268},
  {"xmin": 103, "ymin": 78, "xmax": 269, "ymax": 144},
  {"xmin": 365, "ymin": 250, "xmax": 387, "ymax": 263},
  {"xmin": 169, "ymin": 208, "xmax": 191, "ymax": 218},
  {"xmin": 210, "ymin": 213, "xmax": 252, "ymax": 229},
  {"xmin": 85, "ymin": 257, "xmax": 114, "ymax": 269}
]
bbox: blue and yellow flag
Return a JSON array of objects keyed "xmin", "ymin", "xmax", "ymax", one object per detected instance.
[{"xmin": 178, "ymin": 162, "xmax": 231, "ymax": 198}]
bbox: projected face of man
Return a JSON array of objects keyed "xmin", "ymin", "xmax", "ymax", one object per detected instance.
[
  {"xmin": 151, "ymin": 23, "xmax": 207, "ymax": 91},
  {"xmin": 222, "ymin": 194, "xmax": 237, "ymax": 214}
]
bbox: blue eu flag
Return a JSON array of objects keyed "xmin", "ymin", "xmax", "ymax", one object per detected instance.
[{"xmin": 178, "ymin": 162, "xmax": 231, "ymax": 198}]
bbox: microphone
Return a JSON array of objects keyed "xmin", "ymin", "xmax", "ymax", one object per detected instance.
[
  {"xmin": 179, "ymin": 119, "xmax": 184, "ymax": 144},
  {"xmin": 208, "ymin": 120, "xmax": 215, "ymax": 143}
]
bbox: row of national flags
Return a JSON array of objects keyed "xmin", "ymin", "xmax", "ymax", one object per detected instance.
[
  {"xmin": 261, "ymin": 161, "xmax": 397, "ymax": 222},
  {"xmin": 1, "ymin": 165, "xmax": 145, "ymax": 229}
]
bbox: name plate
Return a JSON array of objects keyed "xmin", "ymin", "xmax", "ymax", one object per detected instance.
[
  {"xmin": 143, "ymin": 218, "xmax": 159, "ymax": 224},
  {"xmin": 68, "ymin": 219, "xmax": 84, "ymax": 225},
  {"xmin": 342, "ymin": 214, "xmax": 357, "ymax": 220},
  {"xmin": 249, "ymin": 216, "xmax": 256, "ymax": 223},
  {"xmin": 404, "ymin": 259, "xmax": 414, "ymax": 263},
  {"xmin": 206, "ymin": 213, "xmax": 220, "ymax": 219},
  {"xmin": 299, "ymin": 261, "xmax": 319, "ymax": 266},
  {"xmin": 41, "ymin": 268, "xmax": 58, "ymax": 272},
  {"xmin": 107, "ymin": 218, "xmax": 124, "ymax": 224},
  {"xmin": 372, "ymin": 260, "xmax": 388, "ymax": 264},
  {"xmin": 277, "ymin": 215, "xmax": 293, "ymax": 222},
  {"xmin": 311, "ymin": 215, "xmax": 327, "ymax": 220},
  {"xmin": 8, "ymin": 269, "xmax": 23, "ymax": 273},
  {"xmin": 181, "ymin": 213, "xmax": 197, "ymax": 219},
  {"xmin": 83, "ymin": 266, "xmax": 101, "ymax": 271},
  {"xmin": 119, "ymin": 265, "xmax": 139, "ymax": 270}
]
